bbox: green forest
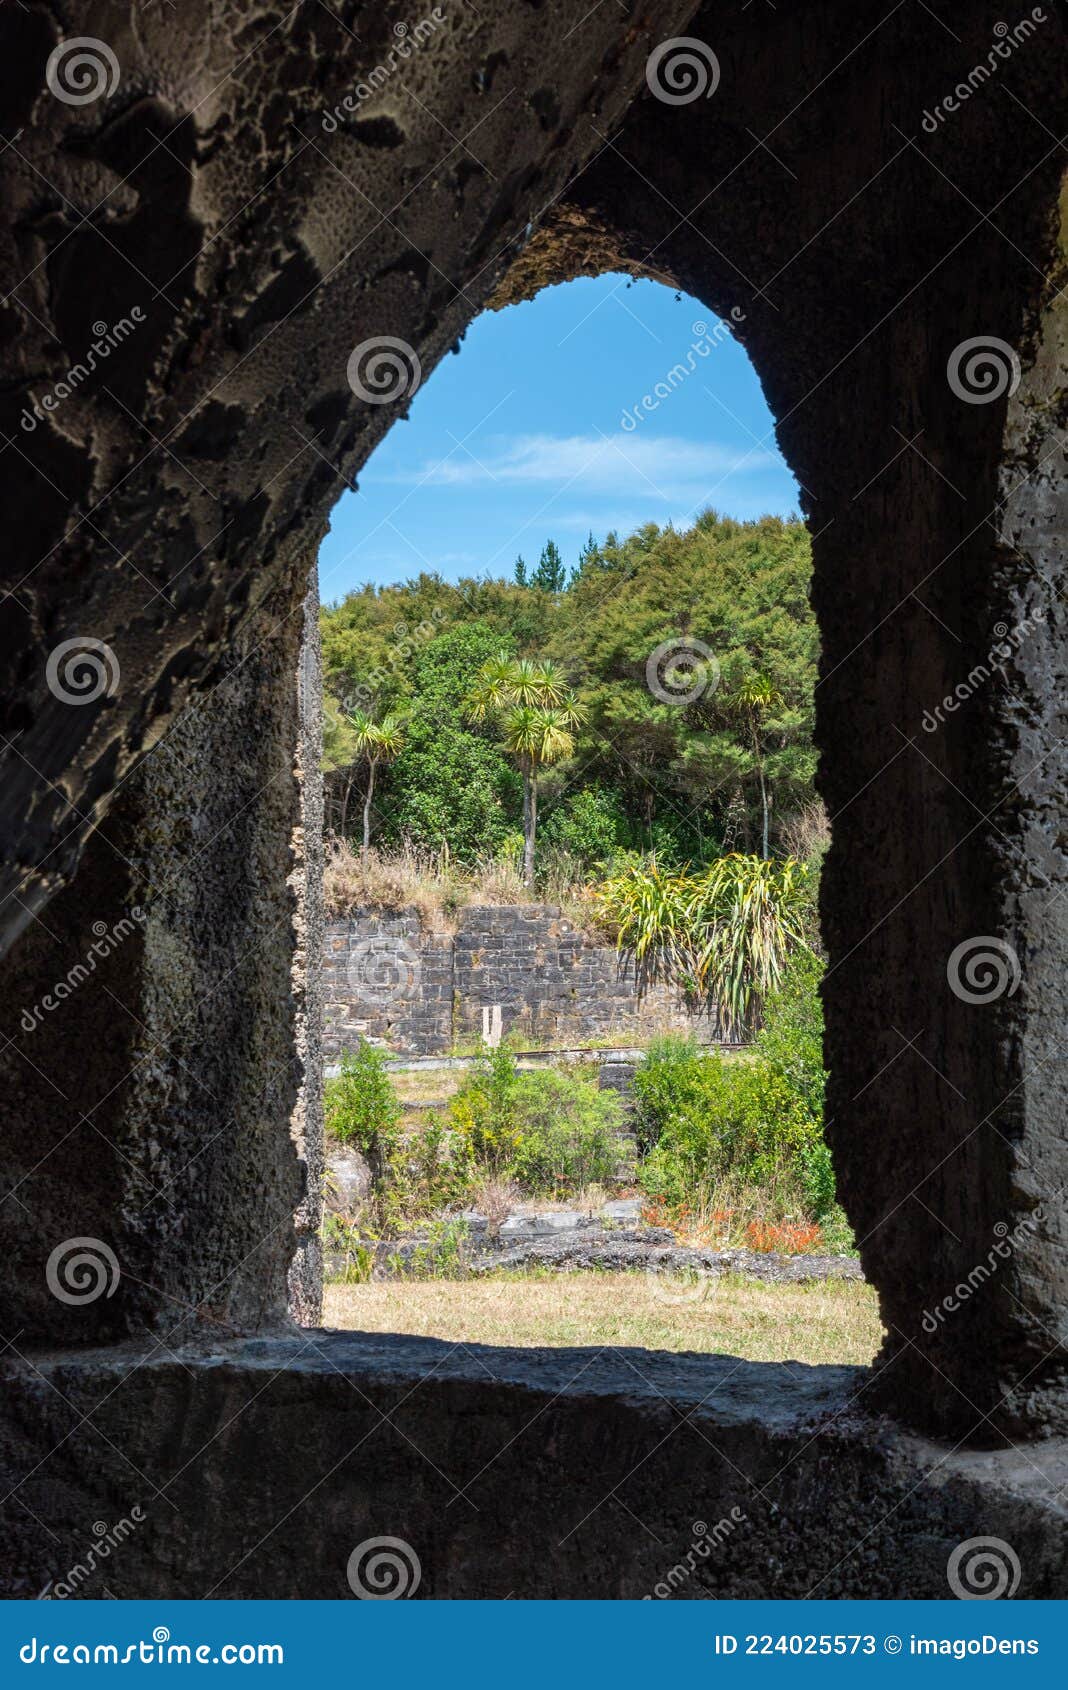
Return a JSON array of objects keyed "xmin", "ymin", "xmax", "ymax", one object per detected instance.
[{"xmin": 320, "ymin": 509, "xmax": 821, "ymax": 877}]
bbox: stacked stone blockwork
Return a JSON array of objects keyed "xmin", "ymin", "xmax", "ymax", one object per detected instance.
[{"xmin": 323, "ymin": 904, "xmax": 716, "ymax": 1059}]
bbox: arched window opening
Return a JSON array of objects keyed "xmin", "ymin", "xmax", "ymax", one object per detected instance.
[{"xmin": 315, "ymin": 276, "xmax": 873, "ymax": 1369}]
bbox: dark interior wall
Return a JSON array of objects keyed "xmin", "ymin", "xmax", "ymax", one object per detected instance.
[
  {"xmin": 0, "ymin": 0, "xmax": 700, "ymax": 952},
  {"xmin": 0, "ymin": 0, "xmax": 1066, "ymax": 1449},
  {"xmin": 288, "ymin": 564, "xmax": 324, "ymax": 1327},
  {"xmin": 0, "ymin": 546, "xmax": 312, "ymax": 1342}
]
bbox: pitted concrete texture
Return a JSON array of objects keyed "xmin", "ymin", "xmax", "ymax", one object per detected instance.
[
  {"xmin": 0, "ymin": 0, "xmax": 697, "ymax": 1352},
  {"xmin": 0, "ymin": 560, "xmax": 310, "ymax": 1345},
  {"xmin": 288, "ymin": 566, "xmax": 325, "ymax": 1326},
  {"xmin": 0, "ymin": 0, "xmax": 699, "ymax": 948},
  {"xmin": 1, "ymin": 1336, "xmax": 1066, "ymax": 1599},
  {"xmin": 0, "ymin": 0, "xmax": 1067, "ymax": 1560}
]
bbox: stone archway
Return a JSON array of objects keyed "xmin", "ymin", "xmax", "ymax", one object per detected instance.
[{"xmin": 2, "ymin": 0, "xmax": 1067, "ymax": 1597}]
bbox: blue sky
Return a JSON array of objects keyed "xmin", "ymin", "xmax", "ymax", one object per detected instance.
[{"xmin": 318, "ymin": 274, "xmax": 800, "ymax": 603}]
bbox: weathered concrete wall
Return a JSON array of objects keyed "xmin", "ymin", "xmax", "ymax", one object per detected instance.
[
  {"xmin": 323, "ymin": 904, "xmax": 715, "ymax": 1058},
  {"xmin": 2, "ymin": 0, "xmax": 1068, "ymax": 1603},
  {"xmin": 0, "ymin": 0, "xmax": 695, "ymax": 1341},
  {"xmin": 0, "ymin": 0, "xmax": 700, "ymax": 951},
  {"xmin": 0, "ymin": 548, "xmax": 311, "ymax": 1344},
  {"xmin": 2, "ymin": 1336, "xmax": 1066, "ymax": 1599},
  {"xmin": 287, "ymin": 567, "xmax": 325, "ymax": 1326},
  {"xmin": 535, "ymin": 3, "xmax": 1068, "ymax": 1442}
]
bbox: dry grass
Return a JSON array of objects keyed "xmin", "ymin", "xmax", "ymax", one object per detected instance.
[
  {"xmin": 323, "ymin": 838, "xmax": 602, "ymax": 933},
  {"xmin": 324, "ymin": 839, "xmax": 463, "ymax": 928},
  {"xmin": 471, "ymin": 1176, "xmax": 522, "ymax": 1234},
  {"xmin": 323, "ymin": 1271, "xmax": 882, "ymax": 1366},
  {"xmin": 391, "ymin": 1068, "xmax": 462, "ymax": 1105},
  {"xmin": 779, "ymin": 799, "xmax": 831, "ymax": 863}
]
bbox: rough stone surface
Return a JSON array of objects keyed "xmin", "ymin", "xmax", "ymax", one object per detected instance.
[
  {"xmin": 287, "ymin": 568, "xmax": 325, "ymax": 1325},
  {"xmin": 2, "ymin": 0, "xmax": 1068, "ymax": 1599},
  {"xmin": 470, "ymin": 1235, "xmax": 866, "ymax": 1282},
  {"xmin": 0, "ymin": 557, "xmax": 311, "ymax": 1343},
  {"xmin": 324, "ymin": 1146, "xmax": 373, "ymax": 1220},
  {"xmin": 0, "ymin": 0, "xmax": 697, "ymax": 947},
  {"xmin": 0, "ymin": 0, "xmax": 696, "ymax": 1347},
  {"xmin": 1, "ymin": 1337, "xmax": 1065, "ymax": 1599},
  {"xmin": 535, "ymin": 1, "xmax": 1068, "ymax": 1440},
  {"xmin": 323, "ymin": 904, "xmax": 716, "ymax": 1057},
  {"xmin": 364, "ymin": 1224, "xmax": 866, "ymax": 1282}
]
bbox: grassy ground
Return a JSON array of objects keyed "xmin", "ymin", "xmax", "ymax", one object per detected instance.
[
  {"xmin": 323, "ymin": 1271, "xmax": 882, "ymax": 1366},
  {"xmin": 391, "ymin": 1069, "xmax": 462, "ymax": 1105}
]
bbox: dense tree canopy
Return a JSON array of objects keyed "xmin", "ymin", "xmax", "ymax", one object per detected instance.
[{"xmin": 320, "ymin": 511, "xmax": 817, "ymax": 870}]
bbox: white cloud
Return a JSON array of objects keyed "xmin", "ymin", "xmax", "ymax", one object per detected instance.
[{"xmin": 387, "ymin": 432, "xmax": 783, "ymax": 503}]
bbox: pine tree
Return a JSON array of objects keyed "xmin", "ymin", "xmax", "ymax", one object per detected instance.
[
  {"xmin": 570, "ymin": 530, "xmax": 600, "ymax": 586},
  {"xmin": 532, "ymin": 539, "xmax": 565, "ymax": 593},
  {"xmin": 513, "ymin": 554, "xmax": 528, "ymax": 588}
]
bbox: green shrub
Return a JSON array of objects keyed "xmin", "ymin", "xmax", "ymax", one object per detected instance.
[
  {"xmin": 448, "ymin": 1042, "xmax": 521, "ymax": 1170},
  {"xmin": 388, "ymin": 1217, "xmax": 472, "ymax": 1279},
  {"xmin": 326, "ymin": 1040, "xmax": 401, "ymax": 1155},
  {"xmin": 634, "ymin": 954, "xmax": 834, "ymax": 1218},
  {"xmin": 752, "ymin": 946, "xmax": 826, "ymax": 1121},
  {"xmin": 637, "ymin": 1053, "xmax": 813, "ymax": 1208},
  {"xmin": 631, "ymin": 1033, "xmax": 708, "ymax": 1156},
  {"xmin": 540, "ymin": 786, "xmax": 628, "ymax": 870},
  {"xmin": 380, "ymin": 1116, "xmax": 473, "ymax": 1231},
  {"xmin": 321, "ymin": 1214, "xmax": 376, "ymax": 1283},
  {"xmin": 508, "ymin": 1069, "xmax": 622, "ymax": 1195},
  {"xmin": 449, "ymin": 1044, "xmax": 622, "ymax": 1196},
  {"xmin": 800, "ymin": 1140, "xmax": 836, "ymax": 1222}
]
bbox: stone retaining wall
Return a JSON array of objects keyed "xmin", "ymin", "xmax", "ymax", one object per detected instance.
[{"xmin": 324, "ymin": 904, "xmax": 716, "ymax": 1059}]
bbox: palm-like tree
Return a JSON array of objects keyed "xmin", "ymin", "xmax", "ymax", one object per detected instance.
[
  {"xmin": 464, "ymin": 655, "xmax": 516, "ymax": 721},
  {"xmin": 347, "ymin": 708, "xmax": 406, "ymax": 854},
  {"xmin": 721, "ymin": 672, "xmax": 784, "ymax": 858},
  {"xmin": 466, "ymin": 656, "xmax": 583, "ymax": 884}
]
